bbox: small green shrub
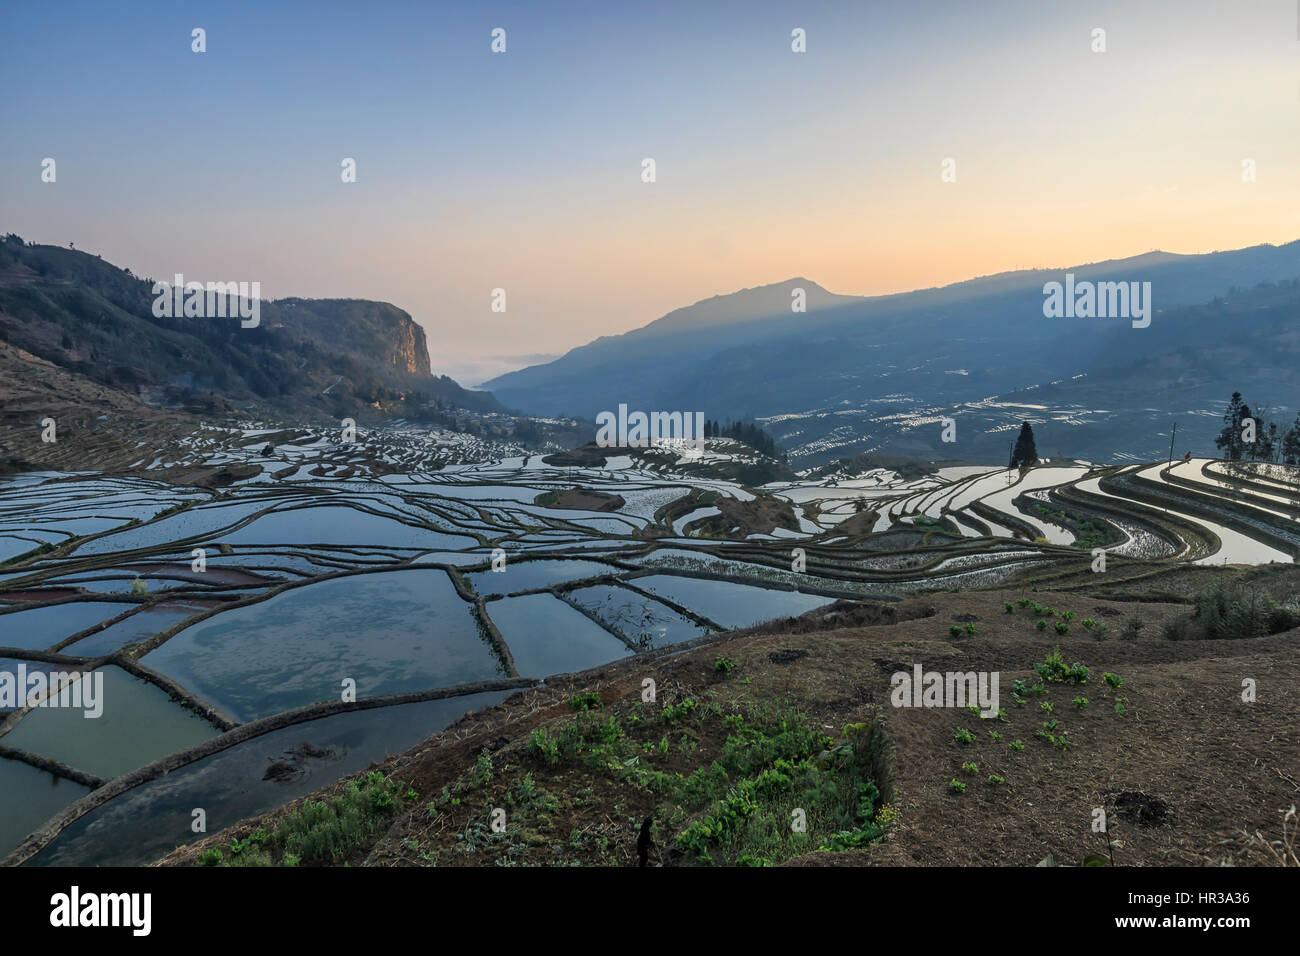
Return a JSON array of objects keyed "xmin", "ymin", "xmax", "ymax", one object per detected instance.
[
  {"xmin": 661, "ymin": 698, "xmax": 699, "ymax": 724},
  {"xmin": 529, "ymin": 728, "xmax": 561, "ymax": 765},
  {"xmin": 1036, "ymin": 648, "xmax": 1088, "ymax": 684},
  {"xmin": 1192, "ymin": 580, "xmax": 1292, "ymax": 640},
  {"xmin": 470, "ymin": 748, "xmax": 493, "ymax": 786}
]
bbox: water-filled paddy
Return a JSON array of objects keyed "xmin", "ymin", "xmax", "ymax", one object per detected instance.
[
  {"xmin": 0, "ymin": 601, "xmax": 130, "ymax": 651},
  {"xmin": 485, "ymin": 593, "xmax": 632, "ymax": 676},
  {"xmin": 26, "ymin": 690, "xmax": 509, "ymax": 866},
  {"xmin": 0, "ymin": 759, "xmax": 91, "ymax": 857},
  {"xmin": 0, "ymin": 536, "xmax": 47, "ymax": 563},
  {"xmin": 412, "ymin": 550, "xmax": 497, "ymax": 567},
  {"xmin": 60, "ymin": 601, "xmax": 210, "ymax": 656},
  {"xmin": 464, "ymin": 558, "xmax": 620, "ymax": 596},
  {"xmin": 143, "ymin": 569, "xmax": 503, "ymax": 721},
  {"xmin": 71, "ymin": 499, "xmax": 276, "ymax": 556},
  {"xmin": 0, "ymin": 657, "xmax": 66, "ymax": 712},
  {"xmin": 565, "ymin": 584, "xmax": 711, "ymax": 648},
  {"xmin": 0, "ymin": 665, "xmax": 220, "ymax": 779},
  {"xmin": 13, "ymin": 516, "xmax": 133, "ymax": 537},
  {"xmin": 630, "ymin": 575, "xmax": 836, "ymax": 629},
  {"xmin": 214, "ymin": 504, "xmax": 477, "ymax": 550},
  {"xmin": 3, "ymin": 448, "xmax": 1295, "ymax": 866}
]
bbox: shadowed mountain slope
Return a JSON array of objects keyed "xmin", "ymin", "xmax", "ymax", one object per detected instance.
[{"xmin": 485, "ymin": 242, "xmax": 1300, "ymax": 464}]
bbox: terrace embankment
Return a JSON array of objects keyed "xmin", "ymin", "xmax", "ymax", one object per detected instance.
[
  {"xmin": 156, "ymin": 568, "xmax": 1300, "ymax": 867},
  {"xmin": 0, "ymin": 341, "xmax": 190, "ymax": 474}
]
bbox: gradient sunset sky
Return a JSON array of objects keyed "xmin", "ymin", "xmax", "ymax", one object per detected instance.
[{"xmin": 3, "ymin": 0, "xmax": 1298, "ymax": 384}]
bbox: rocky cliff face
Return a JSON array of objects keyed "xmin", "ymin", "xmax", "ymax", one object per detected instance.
[
  {"xmin": 270, "ymin": 297, "xmax": 432, "ymax": 378},
  {"xmin": 0, "ymin": 236, "xmax": 498, "ymax": 418},
  {"xmin": 390, "ymin": 311, "xmax": 430, "ymax": 377}
]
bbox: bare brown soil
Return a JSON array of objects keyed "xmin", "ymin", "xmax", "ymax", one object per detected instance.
[
  {"xmin": 534, "ymin": 488, "xmax": 625, "ymax": 512},
  {"xmin": 709, "ymin": 493, "xmax": 797, "ymax": 536},
  {"xmin": 825, "ymin": 508, "xmax": 880, "ymax": 537},
  {"xmin": 0, "ymin": 340, "xmax": 197, "ymax": 475},
  {"xmin": 660, "ymin": 488, "xmax": 798, "ymax": 537}
]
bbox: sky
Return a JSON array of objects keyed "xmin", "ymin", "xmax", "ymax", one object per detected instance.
[{"xmin": 3, "ymin": 0, "xmax": 1298, "ymax": 385}]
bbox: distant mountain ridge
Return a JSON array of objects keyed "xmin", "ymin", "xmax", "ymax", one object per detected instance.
[
  {"xmin": 484, "ymin": 241, "xmax": 1300, "ymax": 464},
  {"xmin": 0, "ymin": 235, "xmax": 504, "ymax": 418}
]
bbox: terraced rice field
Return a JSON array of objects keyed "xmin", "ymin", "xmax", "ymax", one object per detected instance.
[{"xmin": 0, "ymin": 425, "xmax": 1294, "ymax": 865}]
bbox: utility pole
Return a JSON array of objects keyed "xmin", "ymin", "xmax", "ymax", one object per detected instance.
[{"xmin": 1167, "ymin": 422, "xmax": 1177, "ymax": 466}]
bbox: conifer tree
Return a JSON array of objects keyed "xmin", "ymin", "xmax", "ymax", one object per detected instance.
[
  {"xmin": 1283, "ymin": 412, "xmax": 1300, "ymax": 466},
  {"xmin": 1010, "ymin": 422, "xmax": 1038, "ymax": 468},
  {"xmin": 1215, "ymin": 392, "xmax": 1246, "ymax": 461}
]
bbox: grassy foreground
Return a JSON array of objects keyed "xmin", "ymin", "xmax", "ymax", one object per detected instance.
[
  {"xmin": 162, "ymin": 565, "xmax": 1300, "ymax": 868},
  {"xmin": 197, "ymin": 691, "xmax": 894, "ymax": 867}
]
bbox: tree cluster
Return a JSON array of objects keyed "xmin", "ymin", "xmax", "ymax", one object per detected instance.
[
  {"xmin": 704, "ymin": 418, "xmax": 782, "ymax": 459},
  {"xmin": 1215, "ymin": 392, "xmax": 1298, "ymax": 464}
]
